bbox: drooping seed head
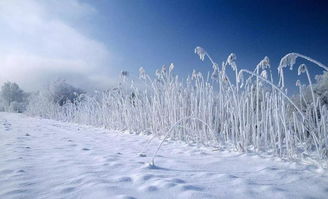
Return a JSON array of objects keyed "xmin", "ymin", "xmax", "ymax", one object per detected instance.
[
  {"xmin": 139, "ymin": 67, "xmax": 146, "ymax": 80},
  {"xmin": 121, "ymin": 70, "xmax": 128, "ymax": 77},
  {"xmin": 161, "ymin": 65, "xmax": 166, "ymax": 73},
  {"xmin": 211, "ymin": 68, "xmax": 219, "ymax": 80},
  {"xmin": 194, "ymin": 46, "xmax": 206, "ymax": 61},
  {"xmin": 298, "ymin": 64, "xmax": 307, "ymax": 75},
  {"xmin": 238, "ymin": 71, "xmax": 245, "ymax": 88},
  {"xmin": 192, "ymin": 69, "xmax": 197, "ymax": 80},
  {"xmin": 169, "ymin": 63, "xmax": 174, "ymax": 72},
  {"xmin": 237, "ymin": 71, "xmax": 243, "ymax": 83},
  {"xmin": 258, "ymin": 56, "xmax": 270, "ymax": 70},
  {"xmin": 261, "ymin": 70, "xmax": 268, "ymax": 79},
  {"xmin": 279, "ymin": 53, "xmax": 297, "ymax": 70},
  {"xmin": 227, "ymin": 53, "xmax": 237, "ymax": 70},
  {"xmin": 221, "ymin": 61, "xmax": 226, "ymax": 75},
  {"xmin": 155, "ymin": 69, "xmax": 161, "ymax": 78},
  {"xmin": 296, "ymin": 80, "xmax": 301, "ymax": 87}
]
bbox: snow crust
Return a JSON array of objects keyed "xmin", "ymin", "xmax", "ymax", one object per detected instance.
[{"xmin": 1, "ymin": 113, "xmax": 327, "ymax": 199}]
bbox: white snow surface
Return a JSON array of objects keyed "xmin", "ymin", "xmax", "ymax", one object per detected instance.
[{"xmin": 1, "ymin": 112, "xmax": 328, "ymax": 199}]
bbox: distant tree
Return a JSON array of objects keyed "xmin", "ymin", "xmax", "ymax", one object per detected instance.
[
  {"xmin": 313, "ymin": 71, "xmax": 328, "ymax": 105},
  {"xmin": 0, "ymin": 82, "xmax": 28, "ymax": 112},
  {"xmin": 293, "ymin": 71, "xmax": 328, "ymax": 112},
  {"xmin": 47, "ymin": 80, "xmax": 85, "ymax": 106}
]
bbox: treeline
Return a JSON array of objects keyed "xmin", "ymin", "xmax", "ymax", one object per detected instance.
[{"xmin": 0, "ymin": 80, "xmax": 84, "ymax": 113}]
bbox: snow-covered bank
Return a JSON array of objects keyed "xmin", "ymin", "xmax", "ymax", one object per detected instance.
[{"xmin": 1, "ymin": 112, "xmax": 327, "ymax": 199}]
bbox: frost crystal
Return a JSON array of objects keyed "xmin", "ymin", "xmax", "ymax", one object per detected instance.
[
  {"xmin": 279, "ymin": 53, "xmax": 297, "ymax": 70},
  {"xmin": 298, "ymin": 64, "xmax": 307, "ymax": 75},
  {"xmin": 194, "ymin": 46, "xmax": 206, "ymax": 61}
]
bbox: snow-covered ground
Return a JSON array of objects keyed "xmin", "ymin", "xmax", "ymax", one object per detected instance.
[{"xmin": 1, "ymin": 113, "xmax": 328, "ymax": 199}]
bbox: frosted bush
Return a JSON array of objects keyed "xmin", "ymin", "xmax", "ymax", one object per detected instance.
[
  {"xmin": 9, "ymin": 101, "xmax": 26, "ymax": 113},
  {"xmin": 0, "ymin": 82, "xmax": 28, "ymax": 113},
  {"xmin": 47, "ymin": 79, "xmax": 84, "ymax": 106}
]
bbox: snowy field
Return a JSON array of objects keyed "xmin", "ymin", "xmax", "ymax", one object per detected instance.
[{"xmin": 1, "ymin": 112, "xmax": 328, "ymax": 199}]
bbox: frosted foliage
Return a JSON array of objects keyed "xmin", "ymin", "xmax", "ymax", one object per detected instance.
[
  {"xmin": 298, "ymin": 64, "xmax": 307, "ymax": 75},
  {"xmin": 237, "ymin": 71, "xmax": 243, "ymax": 84},
  {"xmin": 194, "ymin": 46, "xmax": 206, "ymax": 61},
  {"xmin": 212, "ymin": 63, "xmax": 218, "ymax": 70},
  {"xmin": 191, "ymin": 69, "xmax": 197, "ymax": 80},
  {"xmin": 139, "ymin": 67, "xmax": 146, "ymax": 80},
  {"xmin": 169, "ymin": 63, "xmax": 174, "ymax": 72},
  {"xmin": 26, "ymin": 49, "xmax": 328, "ymax": 168},
  {"xmin": 47, "ymin": 80, "xmax": 84, "ymax": 106},
  {"xmin": 279, "ymin": 53, "xmax": 297, "ymax": 70},
  {"xmin": 161, "ymin": 65, "xmax": 166, "ymax": 73},
  {"xmin": 1, "ymin": 82, "xmax": 24, "ymax": 105},
  {"xmin": 227, "ymin": 53, "xmax": 237, "ymax": 69},
  {"xmin": 260, "ymin": 70, "xmax": 268, "ymax": 79},
  {"xmin": 0, "ymin": 82, "xmax": 27, "ymax": 113},
  {"xmin": 296, "ymin": 80, "xmax": 301, "ymax": 87},
  {"xmin": 121, "ymin": 70, "xmax": 128, "ymax": 77},
  {"xmin": 258, "ymin": 56, "xmax": 270, "ymax": 70},
  {"xmin": 315, "ymin": 72, "xmax": 328, "ymax": 105},
  {"xmin": 211, "ymin": 68, "xmax": 219, "ymax": 80}
]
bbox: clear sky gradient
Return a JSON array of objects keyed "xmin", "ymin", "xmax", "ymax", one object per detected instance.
[{"xmin": 0, "ymin": 0, "xmax": 327, "ymax": 92}]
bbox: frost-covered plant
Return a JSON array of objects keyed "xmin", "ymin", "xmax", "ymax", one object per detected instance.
[
  {"xmin": 0, "ymin": 82, "xmax": 28, "ymax": 113},
  {"xmin": 47, "ymin": 79, "xmax": 85, "ymax": 106},
  {"xmin": 26, "ymin": 48, "xmax": 328, "ymax": 167}
]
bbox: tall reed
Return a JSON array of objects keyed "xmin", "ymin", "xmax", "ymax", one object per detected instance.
[{"xmin": 27, "ymin": 48, "xmax": 328, "ymax": 167}]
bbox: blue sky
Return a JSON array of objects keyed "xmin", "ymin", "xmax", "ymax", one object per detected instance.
[{"xmin": 0, "ymin": 0, "xmax": 327, "ymax": 92}]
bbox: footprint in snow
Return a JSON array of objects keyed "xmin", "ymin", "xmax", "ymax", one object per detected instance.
[
  {"xmin": 139, "ymin": 185, "xmax": 159, "ymax": 192},
  {"xmin": 138, "ymin": 153, "xmax": 147, "ymax": 157},
  {"xmin": 114, "ymin": 176, "xmax": 133, "ymax": 183},
  {"xmin": 116, "ymin": 195, "xmax": 137, "ymax": 199},
  {"xmin": 179, "ymin": 184, "xmax": 204, "ymax": 192},
  {"xmin": 3, "ymin": 120, "xmax": 12, "ymax": 131},
  {"xmin": 60, "ymin": 187, "xmax": 75, "ymax": 194}
]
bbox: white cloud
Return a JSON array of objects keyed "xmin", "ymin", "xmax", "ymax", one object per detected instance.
[{"xmin": 0, "ymin": 0, "xmax": 114, "ymax": 91}]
